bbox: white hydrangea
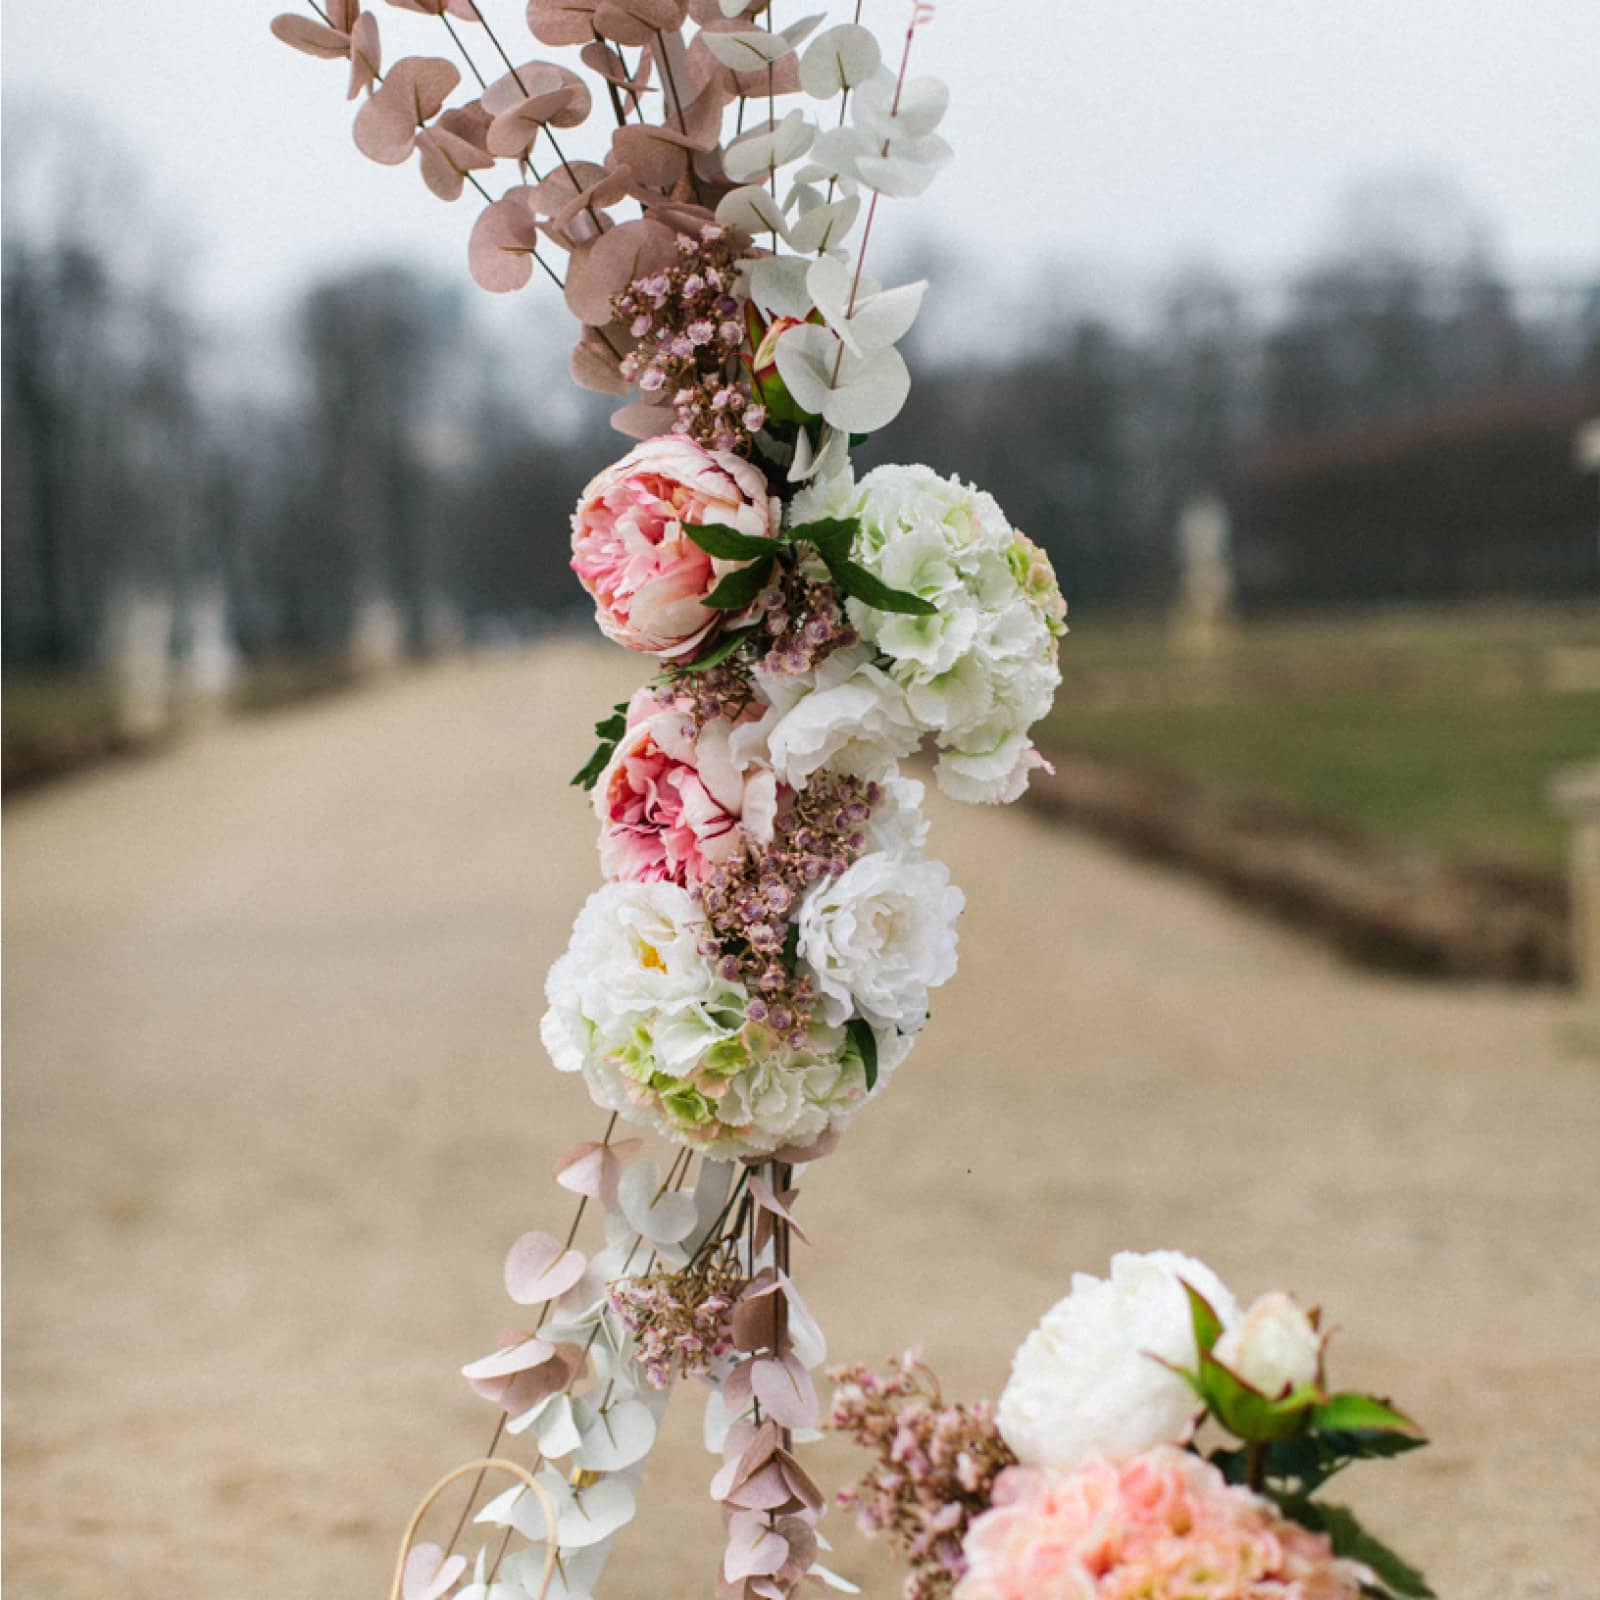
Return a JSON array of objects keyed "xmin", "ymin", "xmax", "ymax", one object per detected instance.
[
  {"xmin": 797, "ymin": 852, "xmax": 963, "ymax": 1032},
  {"xmin": 541, "ymin": 881, "xmax": 909, "ymax": 1160},
  {"xmin": 794, "ymin": 464, "xmax": 1065, "ymax": 805},
  {"xmin": 997, "ymin": 1250, "xmax": 1238, "ymax": 1471}
]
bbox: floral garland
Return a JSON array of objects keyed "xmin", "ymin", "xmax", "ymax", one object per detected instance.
[
  {"xmin": 273, "ymin": 4, "xmax": 1068, "ymax": 1597},
  {"xmin": 830, "ymin": 1251, "xmax": 1435, "ymax": 1600}
]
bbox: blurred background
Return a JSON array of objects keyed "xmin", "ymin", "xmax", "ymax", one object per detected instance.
[{"xmin": 4, "ymin": 3, "xmax": 1599, "ymax": 1597}]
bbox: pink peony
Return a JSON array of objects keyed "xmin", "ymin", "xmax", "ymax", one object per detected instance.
[
  {"xmin": 571, "ymin": 436, "xmax": 780, "ymax": 658},
  {"xmin": 595, "ymin": 689, "xmax": 779, "ymax": 886},
  {"xmin": 956, "ymin": 1448, "xmax": 1367, "ymax": 1600}
]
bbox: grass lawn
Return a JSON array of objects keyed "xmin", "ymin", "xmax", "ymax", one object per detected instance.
[{"xmin": 1042, "ymin": 606, "xmax": 1600, "ymax": 875}]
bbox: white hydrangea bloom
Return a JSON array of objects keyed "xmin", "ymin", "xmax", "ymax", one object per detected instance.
[
  {"xmin": 798, "ymin": 464, "xmax": 1064, "ymax": 805},
  {"xmin": 541, "ymin": 881, "xmax": 909, "ymax": 1160},
  {"xmin": 997, "ymin": 1250, "xmax": 1238, "ymax": 1471},
  {"xmin": 797, "ymin": 852, "xmax": 963, "ymax": 1033}
]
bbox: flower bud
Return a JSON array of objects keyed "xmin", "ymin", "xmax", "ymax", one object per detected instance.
[{"xmin": 1213, "ymin": 1292, "xmax": 1322, "ymax": 1398}]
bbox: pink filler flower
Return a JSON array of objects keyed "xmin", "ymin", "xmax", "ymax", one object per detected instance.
[
  {"xmin": 595, "ymin": 688, "xmax": 778, "ymax": 886},
  {"xmin": 570, "ymin": 435, "xmax": 780, "ymax": 659},
  {"xmin": 956, "ymin": 1448, "xmax": 1367, "ymax": 1600}
]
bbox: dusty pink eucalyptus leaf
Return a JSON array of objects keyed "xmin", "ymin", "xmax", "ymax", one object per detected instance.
[
  {"xmin": 571, "ymin": 330, "xmax": 632, "ymax": 396},
  {"xmin": 564, "ymin": 217, "xmax": 678, "ymax": 323},
  {"xmin": 460, "ymin": 1332, "xmax": 558, "ymax": 1381},
  {"xmin": 329, "ymin": 0, "xmax": 361, "ymax": 30},
  {"xmin": 593, "ymin": 0, "xmax": 688, "ymax": 48},
  {"xmin": 347, "ymin": 12, "xmax": 382, "ymax": 96},
  {"xmin": 553, "ymin": 1136, "xmax": 643, "ymax": 1208},
  {"xmin": 504, "ymin": 1229, "xmax": 587, "ymax": 1304},
  {"xmin": 580, "ymin": 38, "xmax": 658, "ymax": 97},
  {"xmin": 728, "ymin": 1461, "xmax": 794, "ymax": 1512},
  {"xmin": 609, "ymin": 398, "xmax": 677, "ymax": 439},
  {"xmin": 773, "ymin": 1517, "xmax": 819, "ymax": 1583},
  {"xmin": 468, "ymin": 191, "xmax": 543, "ymax": 292},
  {"xmin": 549, "ymin": 170, "xmax": 631, "ymax": 244},
  {"xmin": 385, "ymin": 0, "xmax": 479, "ymax": 15},
  {"xmin": 353, "ymin": 55, "xmax": 461, "ymax": 165},
  {"xmin": 526, "ymin": 0, "xmax": 598, "ymax": 46},
  {"xmin": 416, "ymin": 125, "xmax": 493, "ymax": 200},
  {"xmin": 485, "ymin": 1343, "xmax": 584, "ymax": 1414},
  {"xmin": 609, "ymin": 123, "xmax": 702, "ymax": 191},
  {"xmin": 687, "ymin": 23, "xmax": 802, "ymax": 100},
  {"xmin": 747, "ymin": 1175, "xmax": 810, "ymax": 1246},
  {"xmin": 732, "ymin": 1284, "xmax": 779, "ymax": 1354},
  {"xmin": 766, "ymin": 1127, "xmax": 841, "ymax": 1165},
  {"xmin": 750, "ymin": 1351, "xmax": 818, "ymax": 1430},
  {"xmin": 776, "ymin": 1451, "xmax": 824, "ymax": 1515},
  {"xmin": 270, "ymin": 15, "xmax": 351, "ymax": 59},
  {"xmin": 402, "ymin": 1543, "xmax": 468, "ymax": 1600},
  {"xmin": 724, "ymin": 1512, "xmax": 790, "ymax": 1583}
]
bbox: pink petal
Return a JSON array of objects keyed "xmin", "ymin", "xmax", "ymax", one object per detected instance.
[{"xmin": 503, "ymin": 1229, "xmax": 587, "ymax": 1305}]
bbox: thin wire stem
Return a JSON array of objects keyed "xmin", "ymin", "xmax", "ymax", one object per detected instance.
[{"xmin": 440, "ymin": 12, "xmax": 489, "ymax": 89}]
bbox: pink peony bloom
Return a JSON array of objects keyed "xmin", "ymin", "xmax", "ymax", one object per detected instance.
[
  {"xmin": 595, "ymin": 689, "xmax": 779, "ymax": 886},
  {"xmin": 956, "ymin": 1448, "xmax": 1367, "ymax": 1600},
  {"xmin": 571, "ymin": 436, "xmax": 780, "ymax": 659}
]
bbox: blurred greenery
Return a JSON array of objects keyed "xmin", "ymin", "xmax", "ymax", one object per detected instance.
[{"xmin": 1043, "ymin": 607, "xmax": 1600, "ymax": 873}]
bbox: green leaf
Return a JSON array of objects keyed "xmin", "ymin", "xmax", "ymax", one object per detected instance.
[
  {"xmin": 1199, "ymin": 1353, "xmax": 1315, "ymax": 1443},
  {"xmin": 1214, "ymin": 1428, "xmax": 1427, "ymax": 1498},
  {"xmin": 1272, "ymin": 1498, "xmax": 1434, "ymax": 1598},
  {"xmin": 785, "ymin": 516, "xmax": 860, "ymax": 564},
  {"xmin": 570, "ymin": 701, "xmax": 630, "ymax": 791},
  {"xmin": 683, "ymin": 521, "xmax": 780, "ymax": 561},
  {"xmin": 705, "ymin": 556, "xmax": 775, "ymax": 611},
  {"xmin": 1311, "ymin": 1393, "xmax": 1420, "ymax": 1436},
  {"xmin": 669, "ymin": 627, "xmax": 756, "ymax": 676},
  {"xmin": 825, "ymin": 556, "xmax": 936, "ymax": 615},
  {"xmin": 781, "ymin": 920, "xmax": 801, "ymax": 970},
  {"xmin": 1181, "ymin": 1279, "xmax": 1226, "ymax": 1357},
  {"xmin": 847, "ymin": 1017, "xmax": 879, "ymax": 1091}
]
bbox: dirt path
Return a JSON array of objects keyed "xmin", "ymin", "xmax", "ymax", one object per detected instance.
[{"xmin": 5, "ymin": 641, "xmax": 1597, "ymax": 1599}]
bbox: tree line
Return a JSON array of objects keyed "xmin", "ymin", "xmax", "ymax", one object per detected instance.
[{"xmin": 4, "ymin": 168, "xmax": 1598, "ymax": 673}]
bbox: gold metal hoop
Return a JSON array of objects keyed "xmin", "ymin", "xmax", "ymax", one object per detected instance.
[{"xmin": 389, "ymin": 1459, "xmax": 559, "ymax": 1600}]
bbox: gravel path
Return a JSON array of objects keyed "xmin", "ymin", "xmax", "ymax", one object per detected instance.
[{"xmin": 5, "ymin": 641, "xmax": 1597, "ymax": 1598}]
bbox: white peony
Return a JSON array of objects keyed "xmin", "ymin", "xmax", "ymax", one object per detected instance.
[
  {"xmin": 934, "ymin": 734, "xmax": 1051, "ymax": 806},
  {"xmin": 738, "ymin": 643, "xmax": 922, "ymax": 789},
  {"xmin": 1214, "ymin": 1291, "xmax": 1322, "ymax": 1399},
  {"xmin": 865, "ymin": 770, "xmax": 931, "ymax": 855},
  {"xmin": 997, "ymin": 1250, "xmax": 1238, "ymax": 1471},
  {"xmin": 797, "ymin": 852, "xmax": 963, "ymax": 1033}
]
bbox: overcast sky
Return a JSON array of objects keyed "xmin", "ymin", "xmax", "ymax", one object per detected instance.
[{"xmin": 3, "ymin": 0, "xmax": 1597, "ymax": 344}]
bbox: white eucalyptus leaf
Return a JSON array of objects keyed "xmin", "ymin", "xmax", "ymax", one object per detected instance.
[
  {"xmin": 772, "ymin": 322, "xmax": 839, "ymax": 416},
  {"xmin": 556, "ymin": 1474, "xmax": 636, "ymax": 1548},
  {"xmin": 535, "ymin": 1392, "xmax": 590, "ymax": 1459},
  {"xmin": 716, "ymin": 185, "xmax": 790, "ymax": 242},
  {"xmin": 618, "ymin": 1161, "xmax": 698, "ymax": 1245},
  {"xmin": 723, "ymin": 109, "xmax": 816, "ymax": 184},
  {"xmin": 809, "ymin": 1563, "xmax": 864, "ymax": 1594},
  {"xmin": 854, "ymin": 145, "xmax": 949, "ymax": 199},
  {"xmin": 573, "ymin": 1396, "xmax": 659, "ymax": 1472},
  {"xmin": 702, "ymin": 29, "xmax": 795, "ymax": 71},
  {"xmin": 476, "ymin": 1483, "xmax": 555, "ymax": 1542},
  {"xmin": 806, "ymin": 126, "xmax": 868, "ymax": 182},
  {"xmin": 748, "ymin": 255, "xmax": 813, "ymax": 318},
  {"xmin": 844, "ymin": 278, "xmax": 926, "ymax": 353},
  {"xmin": 799, "ymin": 23, "xmax": 881, "ymax": 99},
  {"xmin": 788, "ymin": 194, "xmax": 861, "ymax": 255},
  {"xmin": 853, "ymin": 71, "xmax": 949, "ymax": 140},
  {"xmin": 718, "ymin": 0, "xmax": 750, "ymax": 14}
]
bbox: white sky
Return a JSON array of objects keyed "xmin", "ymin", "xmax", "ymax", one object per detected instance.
[{"xmin": 3, "ymin": 0, "xmax": 1597, "ymax": 348}]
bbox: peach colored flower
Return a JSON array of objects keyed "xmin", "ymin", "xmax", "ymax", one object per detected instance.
[
  {"xmin": 595, "ymin": 689, "xmax": 778, "ymax": 886},
  {"xmin": 570, "ymin": 436, "xmax": 780, "ymax": 659},
  {"xmin": 956, "ymin": 1448, "xmax": 1367, "ymax": 1600}
]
